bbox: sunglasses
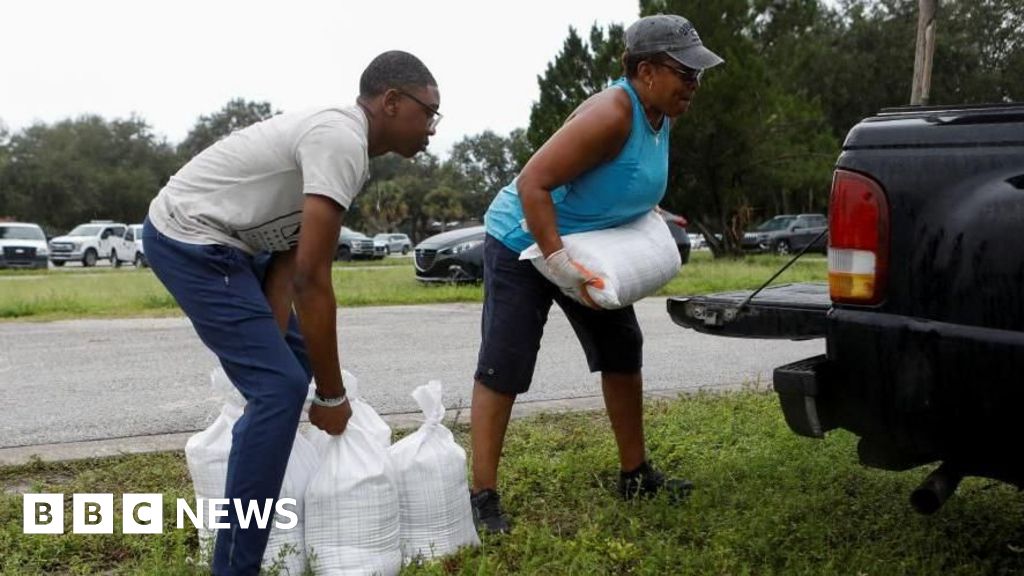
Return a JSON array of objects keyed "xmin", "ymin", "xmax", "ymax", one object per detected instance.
[
  {"xmin": 397, "ymin": 89, "xmax": 443, "ymax": 131},
  {"xmin": 651, "ymin": 61, "xmax": 704, "ymax": 84}
]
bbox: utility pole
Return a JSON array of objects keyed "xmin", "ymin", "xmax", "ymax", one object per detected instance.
[{"xmin": 910, "ymin": 0, "xmax": 938, "ymax": 105}]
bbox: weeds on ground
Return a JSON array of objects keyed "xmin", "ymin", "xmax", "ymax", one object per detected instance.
[{"xmin": 6, "ymin": 391, "xmax": 1021, "ymax": 575}]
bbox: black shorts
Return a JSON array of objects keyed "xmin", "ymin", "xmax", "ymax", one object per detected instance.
[{"xmin": 474, "ymin": 234, "xmax": 643, "ymax": 395}]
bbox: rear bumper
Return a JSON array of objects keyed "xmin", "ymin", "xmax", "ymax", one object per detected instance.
[
  {"xmin": 773, "ymin": 354, "xmax": 832, "ymax": 438},
  {"xmin": 775, "ymin": 308, "xmax": 1024, "ymax": 482}
]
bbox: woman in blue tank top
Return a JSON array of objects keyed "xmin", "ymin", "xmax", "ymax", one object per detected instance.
[{"xmin": 469, "ymin": 14, "xmax": 724, "ymax": 533}]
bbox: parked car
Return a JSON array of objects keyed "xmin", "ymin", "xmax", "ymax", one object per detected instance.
[
  {"xmin": 742, "ymin": 213, "xmax": 828, "ymax": 254},
  {"xmin": 0, "ymin": 222, "xmax": 49, "ymax": 269},
  {"xmin": 373, "ymin": 233, "xmax": 412, "ymax": 255},
  {"xmin": 336, "ymin": 227, "xmax": 383, "ymax": 261},
  {"xmin": 127, "ymin": 224, "xmax": 147, "ymax": 267},
  {"xmin": 414, "ymin": 226, "xmax": 485, "ymax": 283},
  {"xmin": 669, "ymin": 102, "xmax": 1024, "ymax": 513},
  {"xmin": 658, "ymin": 209, "xmax": 691, "ymax": 264},
  {"xmin": 48, "ymin": 220, "xmax": 136, "ymax": 267}
]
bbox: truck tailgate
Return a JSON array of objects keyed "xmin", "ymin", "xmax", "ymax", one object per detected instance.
[{"xmin": 667, "ymin": 282, "xmax": 830, "ymax": 340}]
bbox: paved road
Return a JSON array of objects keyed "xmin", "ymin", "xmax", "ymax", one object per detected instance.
[{"xmin": 0, "ymin": 300, "xmax": 822, "ymax": 452}]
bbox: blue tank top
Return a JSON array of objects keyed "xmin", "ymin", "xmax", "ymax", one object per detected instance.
[{"xmin": 485, "ymin": 77, "xmax": 670, "ymax": 253}]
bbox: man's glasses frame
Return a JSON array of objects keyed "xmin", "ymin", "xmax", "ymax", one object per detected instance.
[
  {"xmin": 397, "ymin": 89, "xmax": 443, "ymax": 131},
  {"xmin": 650, "ymin": 61, "xmax": 703, "ymax": 84}
]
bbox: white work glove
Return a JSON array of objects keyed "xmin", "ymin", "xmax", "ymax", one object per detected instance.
[{"xmin": 544, "ymin": 249, "xmax": 604, "ymax": 308}]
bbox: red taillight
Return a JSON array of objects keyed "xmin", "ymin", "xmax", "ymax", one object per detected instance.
[{"xmin": 828, "ymin": 169, "xmax": 889, "ymax": 304}]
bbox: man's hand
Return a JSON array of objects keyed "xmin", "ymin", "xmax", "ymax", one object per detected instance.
[
  {"xmin": 309, "ymin": 401, "xmax": 353, "ymax": 436},
  {"xmin": 545, "ymin": 249, "xmax": 604, "ymax": 308}
]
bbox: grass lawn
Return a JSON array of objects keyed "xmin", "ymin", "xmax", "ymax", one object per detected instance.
[
  {"xmin": 3, "ymin": 391, "xmax": 1023, "ymax": 575},
  {"xmin": 0, "ymin": 252, "xmax": 825, "ymax": 322}
]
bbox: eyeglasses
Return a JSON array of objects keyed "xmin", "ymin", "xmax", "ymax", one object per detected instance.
[
  {"xmin": 397, "ymin": 89, "xmax": 443, "ymax": 131},
  {"xmin": 651, "ymin": 61, "xmax": 703, "ymax": 84}
]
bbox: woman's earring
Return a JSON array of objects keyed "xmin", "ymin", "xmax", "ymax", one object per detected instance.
[{"xmin": 648, "ymin": 80, "xmax": 653, "ymax": 90}]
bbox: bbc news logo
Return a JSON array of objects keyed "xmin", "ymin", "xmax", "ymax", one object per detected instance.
[{"xmin": 23, "ymin": 494, "xmax": 298, "ymax": 534}]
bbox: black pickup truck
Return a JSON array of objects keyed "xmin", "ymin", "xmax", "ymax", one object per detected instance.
[{"xmin": 669, "ymin": 103, "xmax": 1024, "ymax": 514}]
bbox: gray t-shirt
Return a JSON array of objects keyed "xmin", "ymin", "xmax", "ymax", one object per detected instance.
[{"xmin": 149, "ymin": 105, "xmax": 370, "ymax": 254}]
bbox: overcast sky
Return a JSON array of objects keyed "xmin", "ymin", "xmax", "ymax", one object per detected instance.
[{"xmin": 1, "ymin": 0, "xmax": 643, "ymax": 157}]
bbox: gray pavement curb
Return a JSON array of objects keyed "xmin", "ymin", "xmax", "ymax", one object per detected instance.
[{"xmin": 0, "ymin": 389, "xmax": 700, "ymax": 467}]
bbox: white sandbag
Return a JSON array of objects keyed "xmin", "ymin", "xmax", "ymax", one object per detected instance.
[
  {"xmin": 304, "ymin": 424, "xmax": 402, "ymax": 576},
  {"xmin": 520, "ymin": 210, "xmax": 681, "ymax": 309},
  {"xmin": 210, "ymin": 366, "xmax": 246, "ymax": 407},
  {"xmin": 306, "ymin": 369, "xmax": 391, "ymax": 454},
  {"xmin": 185, "ymin": 368, "xmax": 318, "ymax": 575},
  {"xmin": 389, "ymin": 381, "xmax": 480, "ymax": 563},
  {"xmin": 185, "ymin": 403, "xmax": 241, "ymax": 560},
  {"xmin": 263, "ymin": 434, "xmax": 318, "ymax": 575},
  {"xmin": 212, "ymin": 365, "xmax": 317, "ymax": 410}
]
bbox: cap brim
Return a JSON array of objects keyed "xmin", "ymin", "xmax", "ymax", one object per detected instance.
[{"xmin": 666, "ymin": 45, "xmax": 724, "ymax": 70}]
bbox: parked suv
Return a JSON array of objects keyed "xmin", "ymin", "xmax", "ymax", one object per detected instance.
[
  {"xmin": 127, "ymin": 224, "xmax": 147, "ymax": 267},
  {"xmin": 0, "ymin": 222, "xmax": 49, "ymax": 269},
  {"xmin": 48, "ymin": 220, "xmax": 136, "ymax": 267},
  {"xmin": 742, "ymin": 213, "xmax": 827, "ymax": 254},
  {"xmin": 373, "ymin": 233, "xmax": 412, "ymax": 255},
  {"xmin": 336, "ymin": 227, "xmax": 382, "ymax": 261}
]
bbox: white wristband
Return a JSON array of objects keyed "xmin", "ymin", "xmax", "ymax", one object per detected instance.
[{"xmin": 312, "ymin": 391, "xmax": 348, "ymax": 408}]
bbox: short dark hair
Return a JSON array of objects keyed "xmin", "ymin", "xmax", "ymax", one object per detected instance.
[
  {"xmin": 622, "ymin": 51, "xmax": 670, "ymax": 78},
  {"xmin": 359, "ymin": 51, "xmax": 437, "ymax": 97}
]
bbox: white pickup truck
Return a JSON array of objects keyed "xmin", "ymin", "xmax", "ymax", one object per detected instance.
[{"xmin": 48, "ymin": 220, "xmax": 138, "ymax": 267}]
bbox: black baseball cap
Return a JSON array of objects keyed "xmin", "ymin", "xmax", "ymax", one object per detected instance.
[{"xmin": 625, "ymin": 14, "xmax": 724, "ymax": 70}]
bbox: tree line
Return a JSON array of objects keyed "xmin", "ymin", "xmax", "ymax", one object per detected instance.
[{"xmin": 0, "ymin": 0, "xmax": 1020, "ymax": 253}]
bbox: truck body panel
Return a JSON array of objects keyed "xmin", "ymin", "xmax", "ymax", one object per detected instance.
[{"xmin": 669, "ymin": 104, "xmax": 1024, "ymax": 487}]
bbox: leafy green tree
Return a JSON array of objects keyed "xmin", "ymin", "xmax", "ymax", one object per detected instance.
[
  {"xmin": 761, "ymin": 0, "xmax": 1024, "ymax": 140},
  {"xmin": 423, "ymin": 183, "xmax": 466, "ymax": 232},
  {"xmin": 354, "ymin": 153, "xmax": 443, "ymax": 242},
  {"xmin": 929, "ymin": 0, "xmax": 1024, "ymax": 104},
  {"xmin": 526, "ymin": 24, "xmax": 625, "ymax": 151},
  {"xmin": 507, "ymin": 127, "xmax": 533, "ymax": 171},
  {"xmin": 773, "ymin": 0, "xmax": 918, "ymax": 136},
  {"xmin": 637, "ymin": 0, "xmax": 837, "ymax": 255},
  {"xmin": 0, "ymin": 115, "xmax": 177, "ymax": 231},
  {"xmin": 360, "ymin": 178, "xmax": 410, "ymax": 234},
  {"xmin": 446, "ymin": 129, "xmax": 525, "ymax": 218},
  {"xmin": 177, "ymin": 99, "xmax": 278, "ymax": 160}
]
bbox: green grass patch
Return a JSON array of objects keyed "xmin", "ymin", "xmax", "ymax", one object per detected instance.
[
  {"xmin": 332, "ymin": 257, "xmax": 412, "ymax": 268},
  {"xmin": 0, "ymin": 252, "xmax": 824, "ymax": 322},
  {"xmin": 659, "ymin": 251, "xmax": 827, "ymax": 296},
  {"xmin": 3, "ymin": 392, "xmax": 1023, "ymax": 574}
]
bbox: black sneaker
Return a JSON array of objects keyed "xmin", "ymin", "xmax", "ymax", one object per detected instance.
[
  {"xmin": 470, "ymin": 489, "xmax": 511, "ymax": 534},
  {"xmin": 618, "ymin": 461, "xmax": 694, "ymax": 503}
]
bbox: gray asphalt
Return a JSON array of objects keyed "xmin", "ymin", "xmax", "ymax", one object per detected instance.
[{"xmin": 0, "ymin": 300, "xmax": 822, "ymax": 451}]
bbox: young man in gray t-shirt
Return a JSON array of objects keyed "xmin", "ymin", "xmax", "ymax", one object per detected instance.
[{"xmin": 143, "ymin": 50, "xmax": 442, "ymax": 575}]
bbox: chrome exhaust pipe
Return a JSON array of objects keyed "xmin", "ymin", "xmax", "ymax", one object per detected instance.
[{"xmin": 910, "ymin": 463, "xmax": 964, "ymax": 515}]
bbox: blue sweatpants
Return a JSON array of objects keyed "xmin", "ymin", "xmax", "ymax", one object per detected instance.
[{"xmin": 143, "ymin": 219, "xmax": 311, "ymax": 575}]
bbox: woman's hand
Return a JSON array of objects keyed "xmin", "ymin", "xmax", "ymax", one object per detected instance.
[{"xmin": 545, "ymin": 249, "xmax": 603, "ymax": 308}]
